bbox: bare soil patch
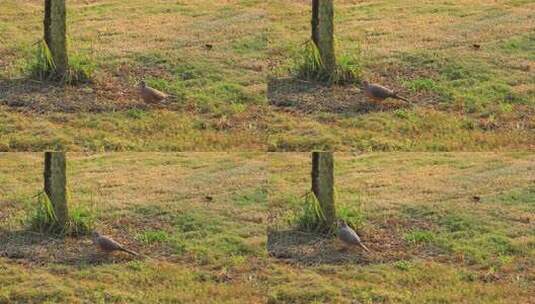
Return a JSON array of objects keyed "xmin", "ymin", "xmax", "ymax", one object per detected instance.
[
  {"xmin": 267, "ymin": 217, "xmax": 442, "ymax": 266},
  {"xmin": 0, "ymin": 228, "xmax": 143, "ymax": 267},
  {"xmin": 0, "ymin": 77, "xmax": 146, "ymax": 113},
  {"xmin": 267, "ymin": 77, "xmax": 413, "ymax": 114},
  {"xmin": 0, "ymin": 212, "xmax": 179, "ymax": 267},
  {"xmin": 0, "ymin": 62, "xmax": 184, "ymax": 114}
]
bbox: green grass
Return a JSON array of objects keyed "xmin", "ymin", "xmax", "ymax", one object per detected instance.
[
  {"xmin": 135, "ymin": 229, "xmax": 170, "ymax": 244},
  {"xmin": 25, "ymin": 39, "xmax": 95, "ymax": 84},
  {"xmin": 0, "ymin": 153, "xmax": 268, "ymax": 303},
  {"xmin": 291, "ymin": 191, "xmax": 328, "ymax": 232},
  {"xmin": 290, "ymin": 40, "xmax": 361, "ymax": 84},
  {"xmin": 288, "ymin": 189, "xmax": 364, "ymax": 233},
  {"xmin": 268, "ymin": 152, "xmax": 535, "ymax": 303},
  {"xmin": 267, "ymin": 0, "xmax": 535, "ymax": 151},
  {"xmin": 1, "ymin": 152, "xmax": 534, "ymax": 302},
  {"xmin": 0, "ymin": 0, "xmax": 533, "ymax": 151},
  {"xmin": 0, "ymin": 0, "xmax": 267, "ymax": 151},
  {"xmin": 403, "ymin": 229, "xmax": 435, "ymax": 244},
  {"xmin": 28, "ymin": 190, "xmax": 95, "ymax": 236}
]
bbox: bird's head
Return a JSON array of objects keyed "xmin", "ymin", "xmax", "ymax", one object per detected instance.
[
  {"xmin": 139, "ymin": 80, "xmax": 146, "ymax": 88},
  {"xmin": 336, "ymin": 219, "xmax": 347, "ymax": 227},
  {"xmin": 361, "ymin": 80, "xmax": 369, "ymax": 88}
]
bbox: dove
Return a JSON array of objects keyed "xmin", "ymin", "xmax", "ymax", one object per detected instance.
[
  {"xmin": 337, "ymin": 220, "xmax": 370, "ymax": 252},
  {"xmin": 362, "ymin": 80, "xmax": 409, "ymax": 103},
  {"xmin": 92, "ymin": 231, "xmax": 139, "ymax": 256},
  {"xmin": 139, "ymin": 80, "xmax": 168, "ymax": 104}
]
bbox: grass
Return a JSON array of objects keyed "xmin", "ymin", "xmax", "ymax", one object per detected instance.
[
  {"xmin": 289, "ymin": 189, "xmax": 364, "ymax": 233},
  {"xmin": 27, "ymin": 40, "xmax": 56, "ymax": 81},
  {"xmin": 268, "ymin": 152, "xmax": 535, "ymax": 303},
  {"xmin": 0, "ymin": 0, "xmax": 267, "ymax": 151},
  {"xmin": 0, "ymin": 0, "xmax": 533, "ymax": 151},
  {"xmin": 28, "ymin": 190, "xmax": 95, "ymax": 236},
  {"xmin": 291, "ymin": 191, "xmax": 327, "ymax": 232},
  {"xmin": 0, "ymin": 153, "xmax": 268, "ymax": 303},
  {"xmin": 1, "ymin": 152, "xmax": 534, "ymax": 302},
  {"xmin": 26, "ymin": 39, "xmax": 94, "ymax": 84},
  {"xmin": 291, "ymin": 40, "xmax": 361, "ymax": 84},
  {"xmin": 267, "ymin": 0, "xmax": 535, "ymax": 151}
]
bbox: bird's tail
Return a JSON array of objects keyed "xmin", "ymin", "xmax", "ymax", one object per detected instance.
[
  {"xmin": 394, "ymin": 95, "xmax": 410, "ymax": 102},
  {"xmin": 358, "ymin": 242, "xmax": 370, "ymax": 252},
  {"xmin": 121, "ymin": 247, "xmax": 139, "ymax": 256}
]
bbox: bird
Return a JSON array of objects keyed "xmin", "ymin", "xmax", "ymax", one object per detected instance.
[
  {"xmin": 139, "ymin": 80, "xmax": 168, "ymax": 104},
  {"xmin": 472, "ymin": 195, "xmax": 481, "ymax": 203},
  {"xmin": 204, "ymin": 43, "xmax": 213, "ymax": 50},
  {"xmin": 337, "ymin": 220, "xmax": 370, "ymax": 252},
  {"xmin": 92, "ymin": 231, "xmax": 139, "ymax": 256},
  {"xmin": 361, "ymin": 80, "xmax": 410, "ymax": 103},
  {"xmin": 472, "ymin": 44, "xmax": 481, "ymax": 50}
]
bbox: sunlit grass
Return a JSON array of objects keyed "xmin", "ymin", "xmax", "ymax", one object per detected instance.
[
  {"xmin": 268, "ymin": 152, "xmax": 535, "ymax": 303},
  {"xmin": 0, "ymin": 153, "xmax": 268, "ymax": 303}
]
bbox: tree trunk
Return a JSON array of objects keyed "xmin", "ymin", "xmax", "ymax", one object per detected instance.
[
  {"xmin": 44, "ymin": 0, "xmax": 52, "ymax": 45},
  {"xmin": 311, "ymin": 0, "xmax": 336, "ymax": 77},
  {"xmin": 311, "ymin": 151, "xmax": 336, "ymax": 230},
  {"xmin": 44, "ymin": 152, "xmax": 69, "ymax": 227},
  {"xmin": 44, "ymin": 0, "xmax": 68, "ymax": 75}
]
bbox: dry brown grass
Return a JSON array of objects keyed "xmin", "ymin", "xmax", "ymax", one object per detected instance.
[
  {"xmin": 267, "ymin": 152, "xmax": 535, "ymax": 303},
  {"xmin": 0, "ymin": 153, "xmax": 268, "ymax": 303}
]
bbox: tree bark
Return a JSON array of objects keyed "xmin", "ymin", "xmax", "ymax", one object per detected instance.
[
  {"xmin": 44, "ymin": 0, "xmax": 68, "ymax": 75},
  {"xmin": 311, "ymin": 0, "xmax": 336, "ymax": 77},
  {"xmin": 311, "ymin": 151, "xmax": 336, "ymax": 230},
  {"xmin": 44, "ymin": 0, "xmax": 52, "ymax": 45},
  {"xmin": 44, "ymin": 152, "xmax": 69, "ymax": 227}
]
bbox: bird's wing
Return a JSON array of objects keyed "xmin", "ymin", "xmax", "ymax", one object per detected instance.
[
  {"xmin": 348, "ymin": 227, "xmax": 362, "ymax": 243},
  {"xmin": 370, "ymin": 84, "xmax": 394, "ymax": 98},
  {"xmin": 99, "ymin": 236, "xmax": 123, "ymax": 251},
  {"xmin": 147, "ymin": 87, "xmax": 168, "ymax": 98},
  {"xmin": 339, "ymin": 227, "xmax": 361, "ymax": 245}
]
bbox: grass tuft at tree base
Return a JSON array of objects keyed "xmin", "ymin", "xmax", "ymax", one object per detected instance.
[
  {"xmin": 28, "ymin": 191, "xmax": 95, "ymax": 236},
  {"xmin": 26, "ymin": 40, "xmax": 94, "ymax": 85},
  {"xmin": 290, "ymin": 189, "xmax": 363, "ymax": 234},
  {"xmin": 291, "ymin": 40, "xmax": 361, "ymax": 85}
]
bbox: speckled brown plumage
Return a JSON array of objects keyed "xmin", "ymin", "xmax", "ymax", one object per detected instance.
[
  {"xmin": 362, "ymin": 80, "xmax": 409, "ymax": 103},
  {"xmin": 92, "ymin": 232, "xmax": 139, "ymax": 256},
  {"xmin": 139, "ymin": 81, "xmax": 168, "ymax": 104}
]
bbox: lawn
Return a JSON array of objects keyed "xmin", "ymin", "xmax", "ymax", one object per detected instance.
[
  {"xmin": 267, "ymin": 0, "xmax": 534, "ymax": 151},
  {"xmin": 267, "ymin": 152, "xmax": 535, "ymax": 303},
  {"xmin": 1, "ymin": 0, "xmax": 534, "ymax": 151},
  {"xmin": 0, "ymin": 153, "xmax": 268, "ymax": 303},
  {"xmin": 1, "ymin": 152, "xmax": 533, "ymax": 303},
  {"xmin": 0, "ymin": 0, "xmax": 268, "ymax": 151}
]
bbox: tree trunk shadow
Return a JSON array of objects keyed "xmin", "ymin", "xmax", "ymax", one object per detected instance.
[
  {"xmin": 0, "ymin": 228, "xmax": 137, "ymax": 267},
  {"xmin": 267, "ymin": 229, "xmax": 369, "ymax": 265},
  {"xmin": 0, "ymin": 77, "xmax": 148, "ymax": 114},
  {"xmin": 267, "ymin": 77, "xmax": 404, "ymax": 115}
]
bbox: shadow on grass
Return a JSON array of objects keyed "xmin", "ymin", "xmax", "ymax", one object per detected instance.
[
  {"xmin": 267, "ymin": 218, "xmax": 426, "ymax": 266},
  {"xmin": 0, "ymin": 228, "xmax": 139, "ymax": 267},
  {"xmin": 267, "ymin": 229, "xmax": 369, "ymax": 265},
  {"xmin": 0, "ymin": 77, "xmax": 151, "ymax": 114},
  {"xmin": 267, "ymin": 77, "xmax": 409, "ymax": 115}
]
